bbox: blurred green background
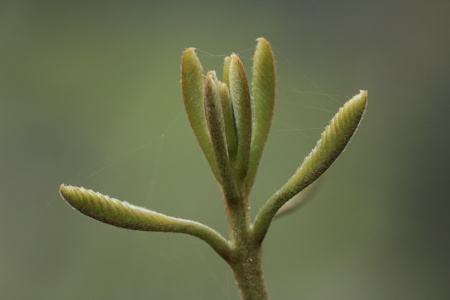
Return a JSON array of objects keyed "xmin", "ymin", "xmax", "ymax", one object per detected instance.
[{"xmin": 1, "ymin": 0, "xmax": 449, "ymax": 299}]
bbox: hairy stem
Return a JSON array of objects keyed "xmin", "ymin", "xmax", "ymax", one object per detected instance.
[
  {"xmin": 230, "ymin": 246, "xmax": 268, "ymax": 300},
  {"xmin": 226, "ymin": 195, "xmax": 268, "ymax": 300}
]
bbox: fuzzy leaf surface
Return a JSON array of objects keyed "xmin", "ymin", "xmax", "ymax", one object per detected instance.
[
  {"xmin": 253, "ymin": 90, "xmax": 368, "ymax": 243},
  {"xmin": 60, "ymin": 185, "xmax": 230, "ymax": 259}
]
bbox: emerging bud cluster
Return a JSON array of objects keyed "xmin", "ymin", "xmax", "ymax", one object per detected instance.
[{"xmin": 181, "ymin": 38, "xmax": 276, "ymax": 200}]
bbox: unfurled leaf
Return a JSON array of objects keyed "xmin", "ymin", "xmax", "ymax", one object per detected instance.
[
  {"xmin": 253, "ymin": 90, "xmax": 368, "ymax": 243},
  {"xmin": 285, "ymin": 90, "xmax": 368, "ymax": 191},
  {"xmin": 61, "ymin": 184, "xmax": 190, "ymax": 232},
  {"xmin": 60, "ymin": 184, "xmax": 231, "ymax": 259}
]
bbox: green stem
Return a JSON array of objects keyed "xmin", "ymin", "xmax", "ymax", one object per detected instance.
[
  {"xmin": 225, "ymin": 195, "xmax": 269, "ymax": 299},
  {"xmin": 230, "ymin": 246, "xmax": 268, "ymax": 300}
]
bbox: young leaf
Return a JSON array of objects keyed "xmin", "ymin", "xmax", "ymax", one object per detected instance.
[
  {"xmin": 228, "ymin": 53, "xmax": 252, "ymax": 183},
  {"xmin": 181, "ymin": 48, "xmax": 221, "ymax": 182},
  {"xmin": 253, "ymin": 90, "xmax": 368, "ymax": 243},
  {"xmin": 219, "ymin": 82, "xmax": 238, "ymax": 160},
  {"xmin": 223, "ymin": 56, "xmax": 231, "ymax": 87},
  {"xmin": 60, "ymin": 185, "xmax": 231, "ymax": 260},
  {"xmin": 287, "ymin": 90, "xmax": 368, "ymax": 190},
  {"xmin": 246, "ymin": 38, "xmax": 276, "ymax": 192},
  {"xmin": 204, "ymin": 72, "xmax": 238, "ymax": 200}
]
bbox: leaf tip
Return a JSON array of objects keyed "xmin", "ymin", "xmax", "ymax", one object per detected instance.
[
  {"xmin": 346, "ymin": 90, "xmax": 368, "ymax": 120},
  {"xmin": 256, "ymin": 37, "xmax": 270, "ymax": 46},
  {"xmin": 355, "ymin": 89, "xmax": 368, "ymax": 105},
  {"xmin": 182, "ymin": 47, "xmax": 197, "ymax": 57},
  {"xmin": 59, "ymin": 184, "xmax": 97, "ymax": 212},
  {"xmin": 59, "ymin": 184, "xmax": 76, "ymax": 204},
  {"xmin": 181, "ymin": 47, "xmax": 202, "ymax": 74},
  {"xmin": 229, "ymin": 52, "xmax": 239, "ymax": 64}
]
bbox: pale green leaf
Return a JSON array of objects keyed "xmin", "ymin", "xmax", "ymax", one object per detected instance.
[
  {"xmin": 204, "ymin": 72, "xmax": 238, "ymax": 200},
  {"xmin": 253, "ymin": 90, "xmax": 368, "ymax": 243},
  {"xmin": 181, "ymin": 48, "xmax": 220, "ymax": 181},
  {"xmin": 219, "ymin": 82, "xmax": 238, "ymax": 161},
  {"xmin": 223, "ymin": 56, "xmax": 231, "ymax": 87},
  {"xmin": 246, "ymin": 38, "xmax": 276, "ymax": 192},
  {"xmin": 60, "ymin": 184, "xmax": 231, "ymax": 259},
  {"xmin": 228, "ymin": 53, "xmax": 252, "ymax": 183}
]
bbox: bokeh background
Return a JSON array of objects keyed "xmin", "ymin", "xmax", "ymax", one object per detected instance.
[{"xmin": 1, "ymin": 1, "xmax": 449, "ymax": 299}]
